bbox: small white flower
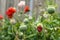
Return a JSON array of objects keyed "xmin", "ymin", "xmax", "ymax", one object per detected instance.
[
  {"xmin": 29, "ymin": 16, "xmax": 32, "ymax": 20},
  {"xmin": 10, "ymin": 18, "xmax": 16, "ymax": 24},
  {"xmin": 43, "ymin": 13, "xmax": 48, "ymax": 18},
  {"xmin": 43, "ymin": 13, "xmax": 49, "ymax": 18},
  {"xmin": 18, "ymin": 1, "xmax": 25, "ymax": 7},
  {"xmin": 45, "ymin": 29, "xmax": 47, "ymax": 33},
  {"xmin": 2, "ymin": 19, "xmax": 5, "ymax": 22},
  {"xmin": 54, "ymin": 27, "xmax": 57, "ymax": 30}
]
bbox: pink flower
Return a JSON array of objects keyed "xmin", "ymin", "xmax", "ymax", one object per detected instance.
[
  {"xmin": 18, "ymin": 1, "xmax": 25, "ymax": 7},
  {"xmin": 0, "ymin": 15, "xmax": 3, "ymax": 20}
]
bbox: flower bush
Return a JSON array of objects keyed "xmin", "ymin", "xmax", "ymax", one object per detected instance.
[{"xmin": 0, "ymin": 0, "xmax": 60, "ymax": 40}]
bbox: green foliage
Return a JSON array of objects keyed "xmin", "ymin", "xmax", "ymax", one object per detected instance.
[{"xmin": 0, "ymin": 0, "xmax": 60, "ymax": 40}]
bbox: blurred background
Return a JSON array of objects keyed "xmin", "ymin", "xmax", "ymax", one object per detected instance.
[{"xmin": 0, "ymin": 0, "xmax": 60, "ymax": 18}]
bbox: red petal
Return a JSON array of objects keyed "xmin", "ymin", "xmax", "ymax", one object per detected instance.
[{"xmin": 37, "ymin": 25, "xmax": 42, "ymax": 32}]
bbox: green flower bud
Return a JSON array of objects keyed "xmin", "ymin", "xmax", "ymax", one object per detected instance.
[
  {"xmin": 23, "ymin": 18, "xmax": 29, "ymax": 24},
  {"xmin": 47, "ymin": 6, "xmax": 55, "ymax": 14},
  {"xmin": 19, "ymin": 24, "xmax": 27, "ymax": 31}
]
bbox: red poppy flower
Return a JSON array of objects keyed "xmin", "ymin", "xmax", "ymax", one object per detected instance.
[
  {"xmin": 7, "ymin": 7, "xmax": 16, "ymax": 13},
  {"xmin": 6, "ymin": 7, "xmax": 16, "ymax": 19},
  {"xmin": 0, "ymin": 15, "xmax": 3, "ymax": 20},
  {"xmin": 24, "ymin": 6, "xmax": 30, "ymax": 13},
  {"xmin": 37, "ymin": 25, "xmax": 42, "ymax": 32},
  {"xmin": 8, "ymin": 14, "xmax": 13, "ymax": 19}
]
